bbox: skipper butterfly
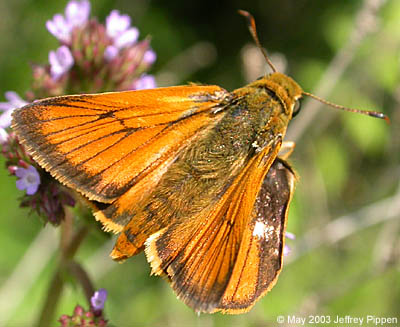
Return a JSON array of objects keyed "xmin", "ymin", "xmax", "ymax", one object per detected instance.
[{"xmin": 11, "ymin": 11, "xmax": 388, "ymax": 314}]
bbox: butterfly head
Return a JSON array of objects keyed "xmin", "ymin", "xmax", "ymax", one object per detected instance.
[
  {"xmin": 266, "ymin": 72, "xmax": 303, "ymax": 117},
  {"xmin": 249, "ymin": 72, "xmax": 303, "ymax": 119}
]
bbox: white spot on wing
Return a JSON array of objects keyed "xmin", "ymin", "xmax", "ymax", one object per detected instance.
[
  {"xmin": 253, "ymin": 220, "xmax": 274, "ymax": 240},
  {"xmin": 253, "ymin": 221, "xmax": 265, "ymax": 238}
]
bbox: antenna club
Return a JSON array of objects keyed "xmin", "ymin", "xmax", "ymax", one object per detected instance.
[
  {"xmin": 238, "ymin": 9, "xmax": 250, "ymax": 18},
  {"xmin": 302, "ymin": 91, "xmax": 389, "ymax": 123}
]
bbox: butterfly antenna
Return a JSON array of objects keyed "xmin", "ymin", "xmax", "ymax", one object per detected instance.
[
  {"xmin": 302, "ymin": 91, "xmax": 390, "ymax": 123},
  {"xmin": 238, "ymin": 10, "xmax": 277, "ymax": 73}
]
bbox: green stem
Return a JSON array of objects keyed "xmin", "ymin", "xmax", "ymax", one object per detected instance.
[
  {"xmin": 60, "ymin": 206, "xmax": 74, "ymax": 254},
  {"xmin": 35, "ymin": 206, "xmax": 90, "ymax": 327},
  {"xmin": 64, "ymin": 225, "xmax": 89, "ymax": 259},
  {"xmin": 66, "ymin": 261, "xmax": 95, "ymax": 304},
  {"xmin": 35, "ymin": 269, "xmax": 64, "ymax": 327}
]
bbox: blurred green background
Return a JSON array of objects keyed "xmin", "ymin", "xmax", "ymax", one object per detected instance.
[{"xmin": 0, "ymin": 0, "xmax": 399, "ymax": 326}]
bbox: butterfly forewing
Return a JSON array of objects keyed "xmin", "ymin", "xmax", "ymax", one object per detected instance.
[{"xmin": 12, "ymin": 86, "xmax": 230, "ymax": 206}]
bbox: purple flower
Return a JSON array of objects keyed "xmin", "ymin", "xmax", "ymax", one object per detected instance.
[
  {"xmin": 133, "ymin": 74, "xmax": 156, "ymax": 90},
  {"xmin": 91, "ymin": 288, "xmax": 107, "ymax": 311},
  {"xmin": 0, "ymin": 128, "xmax": 8, "ymax": 144},
  {"xmin": 65, "ymin": 0, "xmax": 91, "ymax": 27},
  {"xmin": 106, "ymin": 10, "xmax": 131, "ymax": 39},
  {"xmin": 114, "ymin": 27, "xmax": 139, "ymax": 49},
  {"xmin": 0, "ymin": 91, "xmax": 28, "ymax": 128},
  {"xmin": 49, "ymin": 45, "xmax": 74, "ymax": 80},
  {"xmin": 46, "ymin": 14, "xmax": 71, "ymax": 43},
  {"xmin": 105, "ymin": 10, "xmax": 139, "ymax": 60},
  {"xmin": 46, "ymin": 0, "xmax": 91, "ymax": 43},
  {"xmin": 104, "ymin": 45, "xmax": 119, "ymax": 61},
  {"xmin": 143, "ymin": 49, "xmax": 157, "ymax": 65},
  {"xmin": 15, "ymin": 165, "xmax": 41, "ymax": 195},
  {"xmin": 284, "ymin": 231, "xmax": 296, "ymax": 256},
  {"xmin": 285, "ymin": 231, "xmax": 296, "ymax": 240}
]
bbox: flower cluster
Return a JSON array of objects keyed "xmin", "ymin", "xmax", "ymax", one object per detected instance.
[
  {"xmin": 2, "ymin": 131, "xmax": 75, "ymax": 224},
  {"xmin": 58, "ymin": 306, "xmax": 107, "ymax": 327},
  {"xmin": 30, "ymin": 0, "xmax": 156, "ymax": 99},
  {"xmin": 0, "ymin": 0, "xmax": 156, "ymax": 225},
  {"xmin": 58, "ymin": 289, "xmax": 108, "ymax": 327}
]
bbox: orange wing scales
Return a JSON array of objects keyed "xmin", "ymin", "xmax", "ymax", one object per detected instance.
[
  {"xmin": 143, "ymin": 143, "xmax": 296, "ymax": 313},
  {"xmin": 95, "ymin": 110, "xmax": 227, "ymax": 234},
  {"xmin": 12, "ymin": 85, "xmax": 230, "ymax": 204}
]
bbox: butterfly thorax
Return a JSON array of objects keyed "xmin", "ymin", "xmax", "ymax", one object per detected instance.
[
  {"xmin": 231, "ymin": 72, "xmax": 302, "ymax": 151},
  {"xmin": 248, "ymin": 72, "xmax": 303, "ymax": 116}
]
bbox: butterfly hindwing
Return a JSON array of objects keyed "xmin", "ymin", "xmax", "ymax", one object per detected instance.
[{"xmin": 143, "ymin": 145, "xmax": 296, "ymax": 313}]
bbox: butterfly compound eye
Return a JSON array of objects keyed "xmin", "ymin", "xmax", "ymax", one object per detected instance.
[{"xmin": 292, "ymin": 99, "xmax": 301, "ymax": 117}]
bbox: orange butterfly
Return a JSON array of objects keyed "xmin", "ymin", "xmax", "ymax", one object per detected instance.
[{"xmin": 11, "ymin": 11, "xmax": 387, "ymax": 314}]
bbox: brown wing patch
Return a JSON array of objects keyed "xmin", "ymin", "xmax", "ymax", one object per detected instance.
[{"xmin": 12, "ymin": 85, "xmax": 229, "ymax": 205}]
